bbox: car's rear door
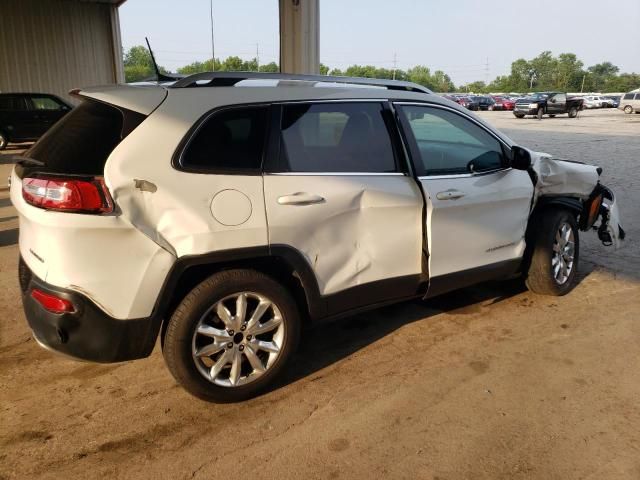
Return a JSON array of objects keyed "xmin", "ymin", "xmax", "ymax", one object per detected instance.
[
  {"xmin": 395, "ymin": 102, "xmax": 533, "ymax": 296},
  {"xmin": 263, "ymin": 101, "xmax": 424, "ymax": 312}
]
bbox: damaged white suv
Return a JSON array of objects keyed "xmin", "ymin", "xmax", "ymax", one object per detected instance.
[{"xmin": 11, "ymin": 73, "xmax": 624, "ymax": 402}]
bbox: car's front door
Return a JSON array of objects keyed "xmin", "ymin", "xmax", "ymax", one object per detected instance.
[
  {"xmin": 395, "ymin": 103, "xmax": 534, "ymax": 295},
  {"xmin": 263, "ymin": 101, "xmax": 424, "ymax": 312},
  {"xmin": 548, "ymin": 93, "xmax": 566, "ymax": 114}
]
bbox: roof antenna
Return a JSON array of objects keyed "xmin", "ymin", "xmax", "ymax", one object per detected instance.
[{"xmin": 145, "ymin": 37, "xmax": 175, "ymax": 83}]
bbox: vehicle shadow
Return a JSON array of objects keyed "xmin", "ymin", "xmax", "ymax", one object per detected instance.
[
  {"xmin": 0, "ymin": 228, "xmax": 18, "ymax": 247},
  {"xmin": 272, "ymin": 278, "xmax": 528, "ymax": 392}
]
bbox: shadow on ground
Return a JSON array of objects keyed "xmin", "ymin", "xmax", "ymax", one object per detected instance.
[
  {"xmin": 0, "ymin": 228, "xmax": 18, "ymax": 247},
  {"xmin": 274, "ymin": 278, "xmax": 527, "ymax": 391}
]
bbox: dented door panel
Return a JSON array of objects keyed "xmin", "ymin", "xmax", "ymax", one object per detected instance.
[
  {"xmin": 264, "ymin": 174, "xmax": 423, "ymax": 295},
  {"xmin": 420, "ymin": 169, "xmax": 533, "ymax": 277}
]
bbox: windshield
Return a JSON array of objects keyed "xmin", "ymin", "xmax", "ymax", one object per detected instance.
[{"xmin": 530, "ymin": 93, "xmax": 550, "ymax": 100}]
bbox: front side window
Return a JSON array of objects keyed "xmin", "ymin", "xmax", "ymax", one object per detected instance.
[
  {"xmin": 275, "ymin": 102, "xmax": 397, "ymax": 173},
  {"xmin": 553, "ymin": 93, "xmax": 566, "ymax": 103},
  {"xmin": 30, "ymin": 96, "xmax": 66, "ymax": 110},
  {"xmin": 181, "ymin": 106, "xmax": 268, "ymax": 172},
  {"xmin": 397, "ymin": 105, "xmax": 506, "ymax": 176}
]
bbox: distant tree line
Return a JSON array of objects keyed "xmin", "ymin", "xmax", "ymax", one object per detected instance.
[{"xmin": 124, "ymin": 46, "xmax": 639, "ymax": 93}]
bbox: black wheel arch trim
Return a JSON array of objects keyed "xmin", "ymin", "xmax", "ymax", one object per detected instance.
[
  {"xmin": 148, "ymin": 244, "xmax": 426, "ymax": 350},
  {"xmin": 148, "ymin": 245, "xmax": 326, "ymax": 346},
  {"xmin": 533, "ymin": 196, "xmax": 583, "ymax": 215}
]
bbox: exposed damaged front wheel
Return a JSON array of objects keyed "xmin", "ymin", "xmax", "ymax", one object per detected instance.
[{"xmin": 525, "ymin": 209, "xmax": 580, "ymax": 296}]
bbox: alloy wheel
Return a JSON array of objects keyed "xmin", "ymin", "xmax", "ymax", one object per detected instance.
[
  {"xmin": 191, "ymin": 292, "xmax": 285, "ymax": 387},
  {"xmin": 552, "ymin": 222, "xmax": 575, "ymax": 285}
]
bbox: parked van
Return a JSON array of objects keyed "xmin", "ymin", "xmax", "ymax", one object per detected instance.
[{"xmin": 619, "ymin": 91, "xmax": 640, "ymax": 114}]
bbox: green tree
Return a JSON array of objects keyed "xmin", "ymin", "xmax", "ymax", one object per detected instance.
[
  {"xmin": 556, "ymin": 53, "xmax": 584, "ymax": 90},
  {"xmin": 586, "ymin": 62, "xmax": 620, "ymax": 91},
  {"xmin": 319, "ymin": 63, "xmax": 329, "ymax": 75},
  {"xmin": 123, "ymin": 45, "xmax": 169, "ymax": 82},
  {"xmin": 406, "ymin": 66, "xmax": 433, "ymax": 89},
  {"xmin": 259, "ymin": 62, "xmax": 279, "ymax": 73},
  {"xmin": 463, "ymin": 81, "xmax": 487, "ymax": 93}
]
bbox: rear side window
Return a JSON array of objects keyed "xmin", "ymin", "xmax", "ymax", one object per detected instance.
[
  {"xmin": 0, "ymin": 96, "xmax": 27, "ymax": 110},
  {"xmin": 180, "ymin": 106, "xmax": 268, "ymax": 172},
  {"xmin": 623, "ymin": 93, "xmax": 634, "ymax": 100},
  {"xmin": 274, "ymin": 102, "xmax": 396, "ymax": 173},
  {"xmin": 27, "ymin": 99, "xmax": 144, "ymax": 175}
]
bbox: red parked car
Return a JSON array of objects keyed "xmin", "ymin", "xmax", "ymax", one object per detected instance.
[{"xmin": 491, "ymin": 96, "xmax": 515, "ymax": 111}]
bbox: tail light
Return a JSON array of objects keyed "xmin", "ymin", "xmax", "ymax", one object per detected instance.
[
  {"xmin": 22, "ymin": 176, "xmax": 113, "ymax": 214},
  {"xmin": 31, "ymin": 288, "xmax": 75, "ymax": 314}
]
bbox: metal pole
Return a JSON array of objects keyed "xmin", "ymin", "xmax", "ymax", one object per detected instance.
[{"xmin": 210, "ymin": 0, "xmax": 215, "ymax": 71}]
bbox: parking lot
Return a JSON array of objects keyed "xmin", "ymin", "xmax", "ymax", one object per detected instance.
[{"xmin": 1, "ymin": 108, "xmax": 639, "ymax": 480}]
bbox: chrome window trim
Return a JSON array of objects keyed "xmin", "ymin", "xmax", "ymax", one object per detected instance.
[
  {"xmin": 273, "ymin": 98, "xmax": 390, "ymax": 105},
  {"xmin": 417, "ymin": 167, "xmax": 512, "ymax": 181},
  {"xmin": 392, "ymin": 101, "xmax": 514, "ymax": 178},
  {"xmin": 266, "ymin": 172, "xmax": 406, "ymax": 177}
]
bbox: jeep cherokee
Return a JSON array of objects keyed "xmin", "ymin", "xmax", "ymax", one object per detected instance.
[{"xmin": 10, "ymin": 73, "xmax": 624, "ymax": 402}]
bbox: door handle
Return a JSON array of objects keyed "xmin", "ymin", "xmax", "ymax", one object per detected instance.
[
  {"xmin": 436, "ymin": 189, "xmax": 465, "ymax": 200},
  {"xmin": 277, "ymin": 192, "xmax": 325, "ymax": 206}
]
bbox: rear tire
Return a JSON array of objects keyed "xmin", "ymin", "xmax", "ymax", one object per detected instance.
[
  {"xmin": 525, "ymin": 209, "xmax": 580, "ymax": 296},
  {"xmin": 568, "ymin": 107, "xmax": 578, "ymax": 118},
  {"xmin": 163, "ymin": 269, "xmax": 301, "ymax": 402},
  {"xmin": 548, "ymin": 114, "xmax": 556, "ymax": 118},
  {"xmin": 0, "ymin": 131, "xmax": 7, "ymax": 150},
  {"xmin": 624, "ymin": 105, "xmax": 633, "ymax": 114}
]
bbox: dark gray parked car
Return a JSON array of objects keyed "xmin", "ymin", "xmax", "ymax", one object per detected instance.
[{"xmin": 0, "ymin": 93, "xmax": 72, "ymax": 149}]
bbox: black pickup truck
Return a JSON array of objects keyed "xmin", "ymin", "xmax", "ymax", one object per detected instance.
[
  {"xmin": 0, "ymin": 93, "xmax": 72, "ymax": 150},
  {"xmin": 513, "ymin": 92, "xmax": 583, "ymax": 119}
]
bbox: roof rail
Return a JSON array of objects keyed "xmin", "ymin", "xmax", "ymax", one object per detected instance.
[{"xmin": 169, "ymin": 72, "xmax": 432, "ymax": 94}]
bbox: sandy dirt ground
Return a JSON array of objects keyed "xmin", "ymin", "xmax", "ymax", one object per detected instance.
[{"xmin": 1, "ymin": 109, "xmax": 639, "ymax": 480}]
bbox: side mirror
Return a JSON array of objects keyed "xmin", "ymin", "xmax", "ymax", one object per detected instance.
[{"xmin": 511, "ymin": 146, "xmax": 532, "ymax": 170}]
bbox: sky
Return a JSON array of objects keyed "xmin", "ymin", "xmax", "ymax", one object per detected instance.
[{"xmin": 120, "ymin": 0, "xmax": 640, "ymax": 86}]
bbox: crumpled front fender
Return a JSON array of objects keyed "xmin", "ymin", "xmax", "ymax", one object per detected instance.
[{"xmin": 526, "ymin": 149, "xmax": 625, "ymax": 249}]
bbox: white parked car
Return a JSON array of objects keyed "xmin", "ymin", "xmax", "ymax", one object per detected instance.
[
  {"xmin": 583, "ymin": 95, "xmax": 604, "ymax": 109},
  {"xmin": 11, "ymin": 73, "xmax": 625, "ymax": 402}
]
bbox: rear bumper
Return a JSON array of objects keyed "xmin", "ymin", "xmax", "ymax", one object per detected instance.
[{"xmin": 20, "ymin": 257, "xmax": 157, "ymax": 363}]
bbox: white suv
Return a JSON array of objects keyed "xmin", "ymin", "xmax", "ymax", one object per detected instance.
[{"xmin": 11, "ymin": 73, "xmax": 624, "ymax": 402}]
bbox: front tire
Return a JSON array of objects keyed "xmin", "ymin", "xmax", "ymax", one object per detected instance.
[
  {"xmin": 537, "ymin": 108, "xmax": 544, "ymax": 120},
  {"xmin": 525, "ymin": 209, "xmax": 580, "ymax": 296},
  {"xmin": 514, "ymin": 113, "xmax": 525, "ymax": 119},
  {"xmin": 0, "ymin": 131, "xmax": 8, "ymax": 150},
  {"xmin": 163, "ymin": 269, "xmax": 301, "ymax": 402}
]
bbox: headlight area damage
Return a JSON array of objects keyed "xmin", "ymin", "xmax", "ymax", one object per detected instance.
[{"xmin": 528, "ymin": 150, "xmax": 626, "ymax": 248}]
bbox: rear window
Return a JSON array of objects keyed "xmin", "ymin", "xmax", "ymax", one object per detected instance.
[
  {"xmin": 180, "ymin": 106, "xmax": 268, "ymax": 173},
  {"xmin": 27, "ymin": 100, "xmax": 145, "ymax": 175}
]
